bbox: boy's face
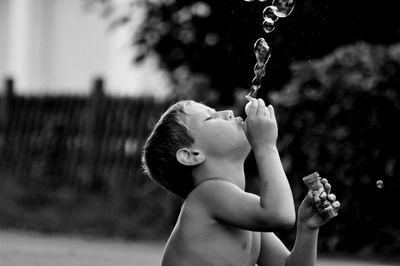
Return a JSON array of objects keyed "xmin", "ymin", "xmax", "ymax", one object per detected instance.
[{"xmin": 184, "ymin": 101, "xmax": 250, "ymax": 158}]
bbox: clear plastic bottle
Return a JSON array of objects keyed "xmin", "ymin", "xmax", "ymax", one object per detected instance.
[{"xmin": 303, "ymin": 172, "xmax": 337, "ymax": 219}]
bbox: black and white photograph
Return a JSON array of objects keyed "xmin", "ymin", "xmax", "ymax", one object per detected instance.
[{"xmin": 0, "ymin": 0, "xmax": 399, "ymax": 265}]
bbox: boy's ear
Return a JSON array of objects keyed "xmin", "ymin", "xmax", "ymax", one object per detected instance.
[{"xmin": 176, "ymin": 148, "xmax": 205, "ymax": 166}]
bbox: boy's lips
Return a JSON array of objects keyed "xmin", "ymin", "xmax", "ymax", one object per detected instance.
[{"xmin": 235, "ymin": 117, "xmax": 245, "ymax": 128}]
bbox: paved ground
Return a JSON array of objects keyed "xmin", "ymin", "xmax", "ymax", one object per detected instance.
[{"xmin": 0, "ymin": 230, "xmax": 397, "ymax": 266}]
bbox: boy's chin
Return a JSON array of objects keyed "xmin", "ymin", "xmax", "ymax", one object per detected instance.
[{"xmin": 239, "ymin": 142, "xmax": 252, "ymax": 157}]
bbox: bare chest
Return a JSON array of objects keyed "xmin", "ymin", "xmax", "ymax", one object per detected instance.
[{"xmin": 164, "ymin": 217, "xmax": 261, "ymax": 266}]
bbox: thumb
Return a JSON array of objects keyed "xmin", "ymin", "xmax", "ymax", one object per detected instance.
[
  {"xmin": 303, "ymin": 191, "xmax": 314, "ymax": 207},
  {"xmin": 245, "ymin": 97, "xmax": 258, "ymax": 117}
]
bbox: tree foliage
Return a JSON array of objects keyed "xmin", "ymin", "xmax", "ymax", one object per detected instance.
[
  {"xmin": 84, "ymin": 0, "xmax": 400, "ymax": 105},
  {"xmin": 273, "ymin": 42, "xmax": 400, "ymax": 256}
]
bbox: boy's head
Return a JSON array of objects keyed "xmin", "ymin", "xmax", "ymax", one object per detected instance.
[
  {"xmin": 142, "ymin": 100, "xmax": 249, "ymax": 198},
  {"xmin": 142, "ymin": 100, "xmax": 195, "ymax": 198}
]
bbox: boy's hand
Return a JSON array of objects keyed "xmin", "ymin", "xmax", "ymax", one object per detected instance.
[
  {"xmin": 297, "ymin": 178, "xmax": 340, "ymax": 230},
  {"xmin": 244, "ymin": 96, "xmax": 278, "ymax": 151}
]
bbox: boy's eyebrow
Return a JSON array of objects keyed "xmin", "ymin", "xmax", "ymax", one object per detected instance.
[{"xmin": 199, "ymin": 104, "xmax": 216, "ymax": 114}]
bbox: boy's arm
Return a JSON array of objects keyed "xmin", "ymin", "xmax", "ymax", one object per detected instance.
[
  {"xmin": 256, "ymin": 226, "xmax": 318, "ymax": 266},
  {"xmin": 285, "ymin": 223, "xmax": 319, "ymax": 266},
  {"xmin": 246, "ymin": 98, "xmax": 295, "ymax": 224},
  {"xmin": 257, "ymin": 232, "xmax": 290, "ymax": 266},
  {"xmin": 196, "ymin": 179, "xmax": 294, "ymax": 231},
  {"xmin": 257, "ymin": 180, "xmax": 340, "ymax": 266},
  {"xmin": 254, "ymin": 146, "xmax": 295, "ymax": 227},
  {"xmin": 285, "ymin": 181, "xmax": 340, "ymax": 266}
]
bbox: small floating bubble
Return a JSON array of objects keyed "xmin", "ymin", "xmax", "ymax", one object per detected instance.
[
  {"xmin": 263, "ymin": 6, "xmax": 279, "ymax": 22},
  {"xmin": 376, "ymin": 180, "xmax": 384, "ymax": 188},
  {"xmin": 272, "ymin": 0, "xmax": 295, "ymax": 18}
]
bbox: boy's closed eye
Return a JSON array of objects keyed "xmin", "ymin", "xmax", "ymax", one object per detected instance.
[{"xmin": 205, "ymin": 110, "xmax": 216, "ymax": 121}]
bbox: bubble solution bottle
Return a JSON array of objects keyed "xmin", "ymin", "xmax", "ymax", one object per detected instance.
[{"xmin": 302, "ymin": 172, "xmax": 338, "ymax": 219}]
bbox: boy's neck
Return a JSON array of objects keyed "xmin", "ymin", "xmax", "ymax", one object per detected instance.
[{"xmin": 193, "ymin": 156, "xmax": 246, "ymax": 190}]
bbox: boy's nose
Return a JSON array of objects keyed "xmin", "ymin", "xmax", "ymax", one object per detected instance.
[{"xmin": 222, "ymin": 110, "xmax": 234, "ymax": 120}]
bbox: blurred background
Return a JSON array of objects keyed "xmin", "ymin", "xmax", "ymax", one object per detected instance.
[{"xmin": 0, "ymin": 0, "xmax": 400, "ymax": 263}]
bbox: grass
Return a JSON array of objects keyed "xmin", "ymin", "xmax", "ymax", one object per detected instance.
[{"xmin": 0, "ymin": 230, "xmax": 398, "ymax": 266}]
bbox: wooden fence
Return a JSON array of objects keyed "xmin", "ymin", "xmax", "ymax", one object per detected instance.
[{"xmin": 0, "ymin": 77, "xmax": 178, "ymax": 238}]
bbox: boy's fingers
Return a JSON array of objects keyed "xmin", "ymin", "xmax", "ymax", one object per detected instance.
[
  {"xmin": 319, "ymin": 192, "xmax": 327, "ymax": 200},
  {"xmin": 304, "ymin": 191, "xmax": 314, "ymax": 206},
  {"xmin": 268, "ymin": 105, "xmax": 276, "ymax": 120},
  {"xmin": 328, "ymin": 193, "xmax": 336, "ymax": 202},
  {"xmin": 318, "ymin": 177, "xmax": 333, "ymax": 196},
  {"xmin": 256, "ymin": 98, "xmax": 267, "ymax": 117},
  {"xmin": 323, "ymin": 180, "xmax": 331, "ymax": 194},
  {"xmin": 247, "ymin": 98, "xmax": 258, "ymax": 116},
  {"xmin": 332, "ymin": 201, "xmax": 340, "ymax": 209}
]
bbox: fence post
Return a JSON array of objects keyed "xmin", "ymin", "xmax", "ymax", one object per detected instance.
[
  {"xmin": 0, "ymin": 78, "xmax": 15, "ymax": 173},
  {"xmin": 85, "ymin": 77, "xmax": 105, "ymax": 189},
  {"xmin": 1, "ymin": 77, "xmax": 14, "ymax": 127},
  {"xmin": 1, "ymin": 78, "xmax": 15, "ymax": 139}
]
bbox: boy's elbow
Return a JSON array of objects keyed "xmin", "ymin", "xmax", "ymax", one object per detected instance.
[
  {"xmin": 273, "ymin": 208, "xmax": 296, "ymax": 230},
  {"xmin": 257, "ymin": 208, "xmax": 296, "ymax": 231},
  {"xmin": 281, "ymin": 213, "xmax": 296, "ymax": 229}
]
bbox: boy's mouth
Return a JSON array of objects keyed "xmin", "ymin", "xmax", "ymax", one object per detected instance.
[
  {"xmin": 235, "ymin": 117, "xmax": 245, "ymax": 128},
  {"xmin": 235, "ymin": 117, "xmax": 243, "ymax": 123}
]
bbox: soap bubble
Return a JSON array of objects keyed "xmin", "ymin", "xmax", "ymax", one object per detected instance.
[
  {"xmin": 254, "ymin": 38, "xmax": 271, "ymax": 64},
  {"xmin": 376, "ymin": 180, "xmax": 384, "ymax": 189},
  {"xmin": 263, "ymin": 6, "xmax": 279, "ymax": 22},
  {"xmin": 262, "ymin": 19, "xmax": 275, "ymax": 33},
  {"xmin": 250, "ymin": 38, "xmax": 270, "ymax": 95},
  {"xmin": 245, "ymin": 0, "xmax": 296, "ymax": 100},
  {"xmin": 272, "ymin": 0, "xmax": 295, "ymax": 18},
  {"xmin": 252, "ymin": 76, "xmax": 263, "ymax": 86},
  {"xmin": 254, "ymin": 63, "xmax": 266, "ymax": 77},
  {"xmin": 247, "ymin": 85, "xmax": 260, "ymax": 99}
]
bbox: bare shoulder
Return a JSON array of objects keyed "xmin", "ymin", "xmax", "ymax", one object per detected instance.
[
  {"xmin": 182, "ymin": 180, "xmax": 224, "ymax": 214},
  {"xmin": 185, "ymin": 179, "xmax": 243, "ymax": 211},
  {"xmin": 188, "ymin": 179, "xmax": 242, "ymax": 201}
]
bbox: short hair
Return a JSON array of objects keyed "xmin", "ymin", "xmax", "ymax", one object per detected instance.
[{"xmin": 141, "ymin": 100, "xmax": 195, "ymax": 198}]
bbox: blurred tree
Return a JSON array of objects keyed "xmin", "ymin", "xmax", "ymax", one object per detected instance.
[
  {"xmin": 83, "ymin": 0, "xmax": 400, "ymax": 105},
  {"xmin": 272, "ymin": 42, "xmax": 400, "ymax": 256}
]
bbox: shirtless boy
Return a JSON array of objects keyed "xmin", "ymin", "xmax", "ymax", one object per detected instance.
[{"xmin": 142, "ymin": 97, "xmax": 340, "ymax": 266}]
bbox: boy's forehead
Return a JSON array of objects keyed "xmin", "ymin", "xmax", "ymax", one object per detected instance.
[{"xmin": 186, "ymin": 101, "xmax": 215, "ymax": 115}]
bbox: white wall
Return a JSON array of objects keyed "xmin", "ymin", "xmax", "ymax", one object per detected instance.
[
  {"xmin": 1, "ymin": 0, "xmax": 171, "ymax": 98},
  {"xmin": 0, "ymin": 0, "xmax": 10, "ymax": 81},
  {"xmin": 46, "ymin": 0, "xmax": 108, "ymax": 94}
]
